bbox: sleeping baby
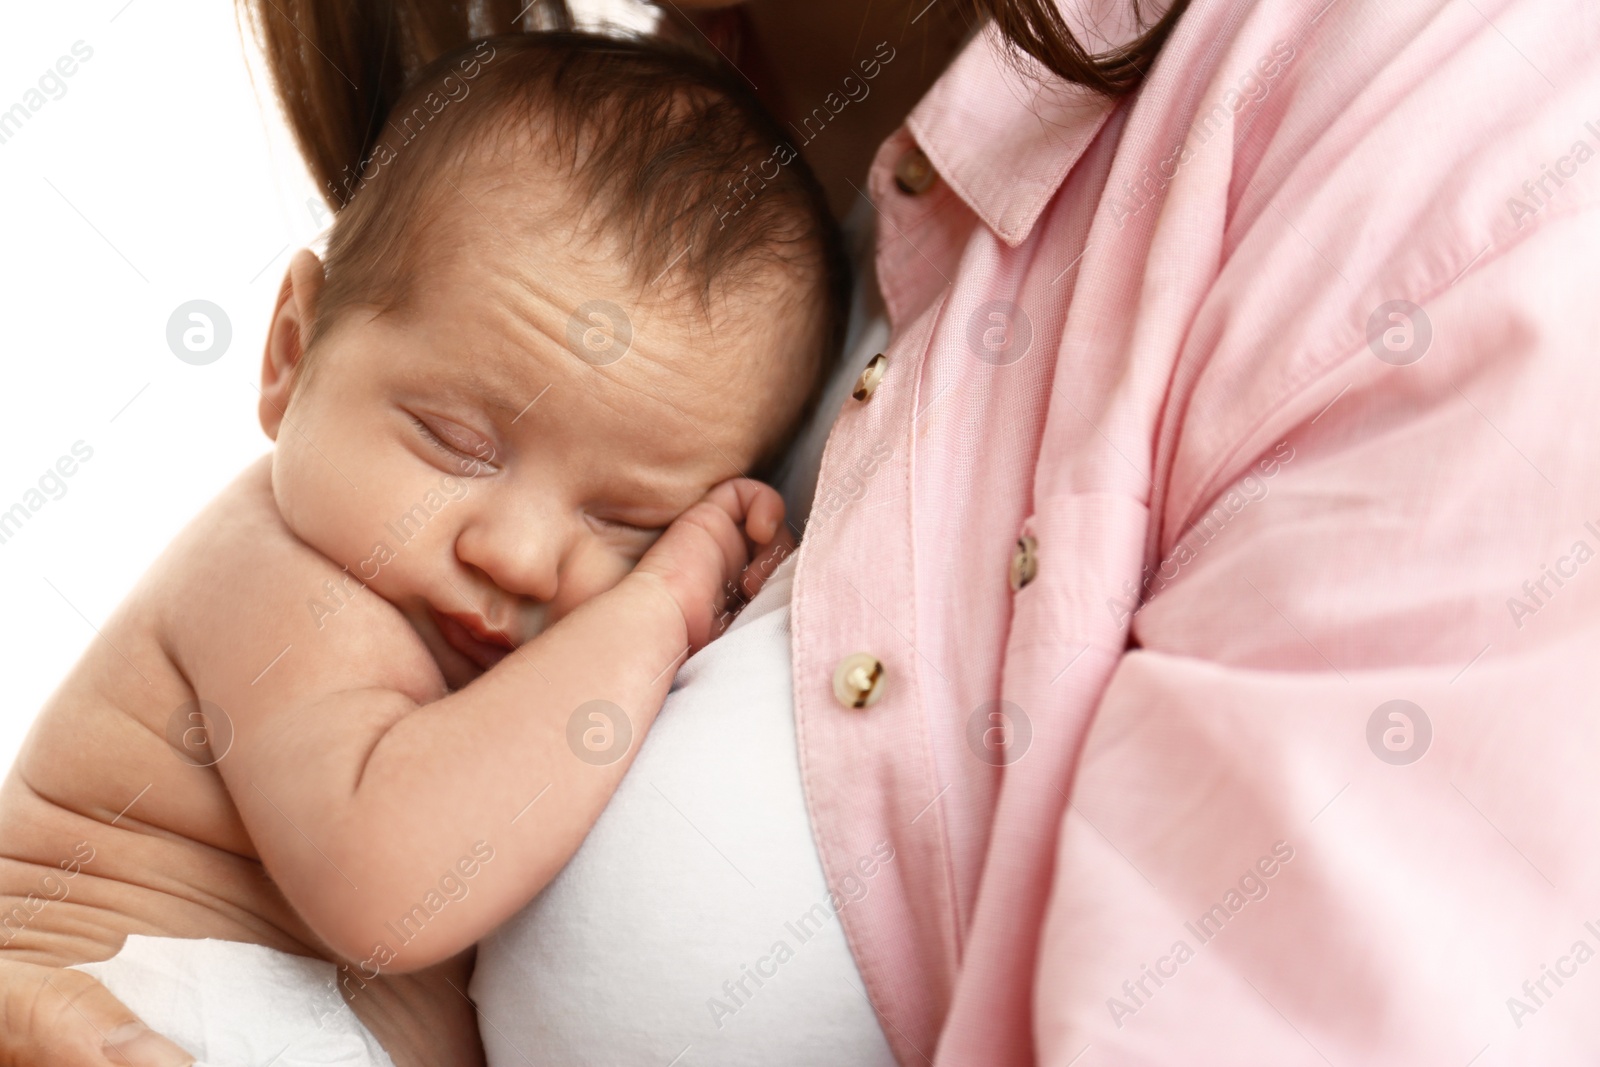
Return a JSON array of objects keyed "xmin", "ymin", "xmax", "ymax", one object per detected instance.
[{"xmin": 0, "ymin": 31, "xmax": 843, "ymax": 1066}]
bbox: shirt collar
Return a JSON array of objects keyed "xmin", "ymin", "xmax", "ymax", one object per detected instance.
[{"xmin": 903, "ymin": 16, "xmax": 1126, "ymax": 247}]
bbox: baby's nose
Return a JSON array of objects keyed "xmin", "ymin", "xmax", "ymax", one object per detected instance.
[{"xmin": 454, "ymin": 513, "xmax": 562, "ymax": 604}]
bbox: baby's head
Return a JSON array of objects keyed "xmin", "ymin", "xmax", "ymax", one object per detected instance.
[{"xmin": 257, "ymin": 32, "xmax": 845, "ymax": 686}]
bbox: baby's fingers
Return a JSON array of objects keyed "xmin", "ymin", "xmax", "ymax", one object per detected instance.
[
  {"xmin": 740, "ymin": 525, "xmax": 796, "ymax": 600},
  {"xmin": 701, "ymin": 478, "xmax": 785, "ymax": 546},
  {"xmin": 742, "ymin": 485, "xmax": 784, "ymax": 547}
]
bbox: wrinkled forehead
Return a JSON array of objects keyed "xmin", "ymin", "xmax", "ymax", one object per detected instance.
[
  {"xmin": 386, "ymin": 221, "xmax": 799, "ymax": 463},
  {"xmin": 453, "ymin": 171, "xmax": 810, "ymax": 353}
]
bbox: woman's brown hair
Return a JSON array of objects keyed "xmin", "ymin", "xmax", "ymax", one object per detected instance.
[
  {"xmin": 969, "ymin": 0, "xmax": 1191, "ymax": 94},
  {"xmin": 237, "ymin": 0, "xmax": 1189, "ymax": 210}
]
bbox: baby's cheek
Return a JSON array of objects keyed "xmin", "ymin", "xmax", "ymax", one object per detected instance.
[
  {"xmin": 272, "ymin": 446, "xmax": 357, "ymax": 556},
  {"xmin": 556, "ymin": 541, "xmax": 640, "ymax": 617},
  {"xmin": 357, "ymin": 542, "xmax": 430, "ymax": 607}
]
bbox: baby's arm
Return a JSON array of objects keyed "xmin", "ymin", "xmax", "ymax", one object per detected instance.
[{"xmin": 187, "ymin": 478, "xmax": 783, "ymax": 973}]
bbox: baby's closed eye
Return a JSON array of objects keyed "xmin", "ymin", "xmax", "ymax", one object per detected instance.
[
  {"xmin": 410, "ymin": 414, "xmax": 500, "ymax": 473},
  {"xmin": 587, "ymin": 512, "xmax": 666, "ymax": 533},
  {"xmin": 590, "ymin": 514, "xmax": 663, "ymax": 532},
  {"xmin": 585, "ymin": 513, "xmax": 668, "ymax": 557}
]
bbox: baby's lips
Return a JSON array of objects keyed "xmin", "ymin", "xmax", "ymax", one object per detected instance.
[{"xmin": 431, "ymin": 607, "xmax": 516, "ymax": 671}]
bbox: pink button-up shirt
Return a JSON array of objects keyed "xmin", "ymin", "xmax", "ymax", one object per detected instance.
[{"xmin": 793, "ymin": 0, "xmax": 1600, "ymax": 1062}]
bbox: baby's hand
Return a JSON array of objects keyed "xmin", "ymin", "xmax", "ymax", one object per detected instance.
[{"xmin": 632, "ymin": 478, "xmax": 787, "ymax": 651}]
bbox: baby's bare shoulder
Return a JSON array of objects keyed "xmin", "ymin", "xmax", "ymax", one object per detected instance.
[{"xmin": 149, "ymin": 456, "xmax": 446, "ymax": 706}]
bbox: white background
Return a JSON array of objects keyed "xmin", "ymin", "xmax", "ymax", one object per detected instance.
[{"xmin": 0, "ymin": 1, "xmax": 652, "ymax": 769}]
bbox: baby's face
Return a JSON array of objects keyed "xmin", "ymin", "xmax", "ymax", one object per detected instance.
[{"xmin": 264, "ymin": 234, "xmax": 806, "ymax": 689}]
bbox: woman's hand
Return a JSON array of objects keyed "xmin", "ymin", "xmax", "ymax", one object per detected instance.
[
  {"xmin": 0, "ymin": 957, "xmax": 192, "ymax": 1066},
  {"xmin": 632, "ymin": 478, "xmax": 787, "ymax": 651}
]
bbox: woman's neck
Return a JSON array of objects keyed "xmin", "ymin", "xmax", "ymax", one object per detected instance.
[{"xmin": 738, "ymin": 0, "xmax": 971, "ymax": 217}]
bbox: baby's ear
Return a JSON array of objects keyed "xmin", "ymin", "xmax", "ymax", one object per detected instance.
[{"xmin": 258, "ymin": 248, "xmax": 325, "ymax": 440}]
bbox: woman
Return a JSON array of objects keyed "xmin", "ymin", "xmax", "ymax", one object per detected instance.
[{"xmin": 11, "ymin": 0, "xmax": 1600, "ymax": 1062}]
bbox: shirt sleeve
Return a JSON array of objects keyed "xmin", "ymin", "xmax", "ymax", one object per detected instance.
[{"xmin": 1035, "ymin": 205, "xmax": 1600, "ymax": 1064}]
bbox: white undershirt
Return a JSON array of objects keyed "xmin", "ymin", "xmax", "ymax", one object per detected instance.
[{"xmin": 470, "ymin": 205, "xmax": 895, "ymax": 1066}]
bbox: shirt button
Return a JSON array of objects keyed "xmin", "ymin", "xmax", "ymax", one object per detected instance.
[
  {"xmin": 832, "ymin": 653, "xmax": 887, "ymax": 709},
  {"xmin": 853, "ymin": 353, "xmax": 888, "ymax": 402},
  {"xmin": 1009, "ymin": 535, "xmax": 1038, "ymax": 592},
  {"xmin": 893, "ymin": 147, "xmax": 937, "ymax": 195}
]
